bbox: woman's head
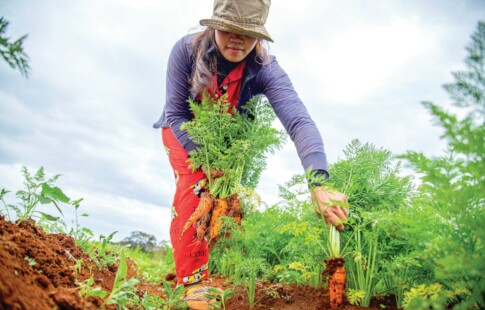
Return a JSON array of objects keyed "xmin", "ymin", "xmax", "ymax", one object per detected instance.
[{"xmin": 190, "ymin": 0, "xmax": 272, "ymax": 96}]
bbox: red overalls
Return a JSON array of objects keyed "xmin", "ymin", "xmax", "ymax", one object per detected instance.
[{"xmin": 162, "ymin": 61, "xmax": 246, "ymax": 285}]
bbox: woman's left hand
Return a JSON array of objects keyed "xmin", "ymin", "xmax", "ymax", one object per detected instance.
[{"xmin": 311, "ymin": 186, "xmax": 349, "ymax": 231}]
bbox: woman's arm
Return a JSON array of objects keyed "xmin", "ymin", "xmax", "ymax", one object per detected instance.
[
  {"xmin": 260, "ymin": 58, "xmax": 348, "ymax": 228},
  {"xmin": 260, "ymin": 57, "xmax": 327, "ymax": 172},
  {"xmin": 164, "ymin": 35, "xmax": 199, "ymax": 153}
]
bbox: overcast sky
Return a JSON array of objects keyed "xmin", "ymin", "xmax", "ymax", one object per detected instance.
[{"xmin": 1, "ymin": 0, "xmax": 483, "ymax": 242}]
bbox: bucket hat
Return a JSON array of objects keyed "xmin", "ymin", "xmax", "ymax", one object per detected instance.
[{"xmin": 200, "ymin": 0, "xmax": 273, "ymax": 42}]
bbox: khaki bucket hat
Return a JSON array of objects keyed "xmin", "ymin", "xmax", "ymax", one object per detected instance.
[{"xmin": 200, "ymin": 0, "xmax": 273, "ymax": 42}]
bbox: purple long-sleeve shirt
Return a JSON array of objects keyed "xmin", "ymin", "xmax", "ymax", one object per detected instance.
[{"xmin": 153, "ymin": 32, "xmax": 328, "ymax": 172}]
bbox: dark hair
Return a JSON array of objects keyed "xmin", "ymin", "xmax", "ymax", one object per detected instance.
[{"xmin": 190, "ymin": 28, "xmax": 270, "ymax": 97}]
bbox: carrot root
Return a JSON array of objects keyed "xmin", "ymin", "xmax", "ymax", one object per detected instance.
[
  {"xmin": 226, "ymin": 194, "xmax": 242, "ymax": 225},
  {"xmin": 196, "ymin": 212, "xmax": 211, "ymax": 241},
  {"xmin": 329, "ymin": 266, "xmax": 346, "ymax": 308},
  {"xmin": 180, "ymin": 192, "xmax": 215, "ymax": 240},
  {"xmin": 324, "ymin": 257, "xmax": 346, "ymax": 309},
  {"xmin": 209, "ymin": 198, "xmax": 228, "ymax": 241}
]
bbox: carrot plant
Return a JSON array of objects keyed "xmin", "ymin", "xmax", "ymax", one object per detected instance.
[
  {"xmin": 325, "ymin": 139, "xmax": 416, "ymax": 303},
  {"xmin": 382, "ymin": 255, "xmax": 421, "ymax": 308},
  {"xmin": 180, "ymin": 92, "xmax": 285, "ymax": 242},
  {"xmin": 346, "ymin": 229, "xmax": 379, "ymax": 307},
  {"xmin": 398, "ymin": 21, "xmax": 485, "ymax": 309},
  {"xmin": 182, "ymin": 92, "xmax": 285, "ymax": 196}
]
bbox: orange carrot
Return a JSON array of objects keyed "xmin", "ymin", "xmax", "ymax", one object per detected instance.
[
  {"xmin": 180, "ymin": 192, "xmax": 214, "ymax": 239},
  {"xmin": 226, "ymin": 194, "xmax": 242, "ymax": 225},
  {"xmin": 325, "ymin": 258, "xmax": 346, "ymax": 309},
  {"xmin": 209, "ymin": 198, "xmax": 228, "ymax": 241},
  {"xmin": 329, "ymin": 266, "xmax": 346, "ymax": 308},
  {"xmin": 196, "ymin": 212, "xmax": 211, "ymax": 241},
  {"xmin": 196, "ymin": 220, "xmax": 206, "ymax": 241}
]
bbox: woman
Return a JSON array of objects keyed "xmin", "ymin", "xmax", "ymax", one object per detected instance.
[{"xmin": 153, "ymin": 0, "xmax": 348, "ymax": 308}]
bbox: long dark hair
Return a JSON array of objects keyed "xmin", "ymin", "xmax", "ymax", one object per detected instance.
[{"xmin": 190, "ymin": 28, "xmax": 270, "ymax": 97}]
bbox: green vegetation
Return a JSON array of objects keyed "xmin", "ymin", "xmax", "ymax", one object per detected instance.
[
  {"xmin": 397, "ymin": 21, "xmax": 485, "ymax": 309},
  {"xmin": 181, "ymin": 92, "xmax": 286, "ymax": 197},
  {"xmin": 0, "ymin": 16, "xmax": 30, "ymax": 77}
]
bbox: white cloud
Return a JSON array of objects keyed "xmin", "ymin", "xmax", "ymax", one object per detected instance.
[{"xmin": 296, "ymin": 16, "xmax": 430, "ymax": 104}]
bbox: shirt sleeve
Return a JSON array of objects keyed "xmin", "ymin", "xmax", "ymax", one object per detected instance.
[
  {"xmin": 259, "ymin": 57, "xmax": 328, "ymax": 172},
  {"xmin": 164, "ymin": 36, "xmax": 198, "ymax": 153}
]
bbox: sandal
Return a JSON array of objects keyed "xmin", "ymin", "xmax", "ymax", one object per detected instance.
[{"xmin": 183, "ymin": 283, "xmax": 223, "ymax": 310}]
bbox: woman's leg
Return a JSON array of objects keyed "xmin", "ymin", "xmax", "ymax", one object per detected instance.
[{"xmin": 162, "ymin": 127, "xmax": 210, "ymax": 286}]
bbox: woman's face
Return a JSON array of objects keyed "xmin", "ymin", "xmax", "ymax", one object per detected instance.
[{"xmin": 215, "ymin": 30, "xmax": 258, "ymax": 63}]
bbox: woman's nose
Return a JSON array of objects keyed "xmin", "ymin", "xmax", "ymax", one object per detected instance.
[{"xmin": 230, "ymin": 34, "xmax": 243, "ymax": 42}]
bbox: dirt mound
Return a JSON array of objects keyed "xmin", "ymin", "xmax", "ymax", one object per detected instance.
[{"xmin": 0, "ymin": 216, "xmax": 113, "ymax": 309}]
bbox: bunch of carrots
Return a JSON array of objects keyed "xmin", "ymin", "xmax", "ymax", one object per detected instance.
[
  {"xmin": 181, "ymin": 192, "xmax": 242, "ymax": 245},
  {"xmin": 179, "ymin": 92, "xmax": 286, "ymax": 244}
]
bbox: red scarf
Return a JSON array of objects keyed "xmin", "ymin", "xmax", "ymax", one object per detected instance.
[{"xmin": 198, "ymin": 61, "xmax": 246, "ymax": 111}]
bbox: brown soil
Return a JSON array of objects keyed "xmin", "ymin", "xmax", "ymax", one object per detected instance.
[
  {"xmin": 0, "ymin": 215, "xmax": 398, "ymax": 309},
  {"xmin": 204, "ymin": 275, "xmax": 397, "ymax": 310}
]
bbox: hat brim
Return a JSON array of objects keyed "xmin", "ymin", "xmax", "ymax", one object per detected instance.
[{"xmin": 200, "ymin": 18, "xmax": 273, "ymax": 42}]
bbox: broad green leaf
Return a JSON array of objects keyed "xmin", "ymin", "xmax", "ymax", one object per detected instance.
[{"xmin": 41, "ymin": 183, "xmax": 70, "ymax": 203}]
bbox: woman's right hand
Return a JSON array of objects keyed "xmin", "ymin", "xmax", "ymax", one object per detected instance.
[{"xmin": 202, "ymin": 165, "xmax": 224, "ymax": 179}]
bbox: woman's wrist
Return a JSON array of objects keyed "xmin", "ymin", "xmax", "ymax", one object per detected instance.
[{"xmin": 308, "ymin": 169, "xmax": 329, "ymax": 189}]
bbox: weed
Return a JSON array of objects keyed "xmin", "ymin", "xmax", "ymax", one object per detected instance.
[
  {"xmin": 23, "ymin": 255, "xmax": 36, "ymax": 267},
  {"xmin": 103, "ymin": 248, "xmax": 140, "ymax": 309},
  {"xmin": 159, "ymin": 280, "xmax": 187, "ymax": 310},
  {"xmin": 78, "ymin": 275, "xmax": 107, "ymax": 299},
  {"xmin": 205, "ymin": 287, "xmax": 234, "ymax": 310}
]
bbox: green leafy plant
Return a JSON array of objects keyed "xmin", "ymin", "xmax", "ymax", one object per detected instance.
[
  {"xmin": 0, "ymin": 16, "xmax": 30, "ymax": 77},
  {"xmin": 103, "ymin": 248, "xmax": 140, "ymax": 309},
  {"xmin": 159, "ymin": 280, "xmax": 187, "ymax": 310},
  {"xmin": 0, "ymin": 167, "xmax": 85, "ymax": 230},
  {"xmin": 346, "ymin": 229, "xmax": 379, "ymax": 307},
  {"xmin": 399, "ymin": 21, "xmax": 485, "ymax": 309},
  {"xmin": 382, "ymin": 255, "xmax": 421, "ymax": 308},
  {"xmin": 78, "ymin": 275, "xmax": 107, "ymax": 299},
  {"xmin": 347, "ymin": 288, "xmax": 365, "ymax": 305},
  {"xmin": 205, "ymin": 287, "xmax": 234, "ymax": 310},
  {"xmin": 239, "ymin": 257, "xmax": 269, "ymax": 308},
  {"xmin": 0, "ymin": 188, "xmax": 13, "ymax": 221},
  {"xmin": 23, "ymin": 255, "xmax": 36, "ymax": 267},
  {"xmin": 403, "ymin": 283, "xmax": 451, "ymax": 310},
  {"xmin": 181, "ymin": 92, "xmax": 286, "ymax": 197},
  {"xmin": 125, "ymin": 244, "xmax": 175, "ymax": 284},
  {"xmin": 90, "ymin": 232, "xmax": 118, "ymax": 270}
]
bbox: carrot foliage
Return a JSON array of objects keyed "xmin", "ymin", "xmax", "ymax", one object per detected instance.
[{"xmin": 181, "ymin": 92, "xmax": 286, "ymax": 198}]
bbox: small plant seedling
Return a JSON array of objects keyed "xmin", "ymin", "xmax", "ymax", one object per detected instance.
[
  {"xmin": 205, "ymin": 287, "xmax": 234, "ymax": 310},
  {"xmin": 24, "ymin": 256, "xmax": 36, "ymax": 267},
  {"xmin": 159, "ymin": 280, "xmax": 187, "ymax": 310}
]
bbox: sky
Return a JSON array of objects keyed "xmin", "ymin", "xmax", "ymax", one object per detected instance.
[{"xmin": 1, "ymin": 0, "xmax": 484, "ymax": 242}]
